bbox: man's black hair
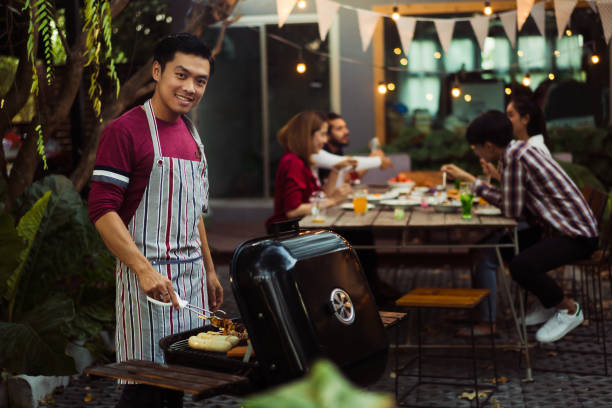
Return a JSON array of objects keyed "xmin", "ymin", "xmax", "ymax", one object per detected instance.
[
  {"xmin": 466, "ymin": 110, "xmax": 513, "ymax": 147},
  {"xmin": 154, "ymin": 33, "xmax": 215, "ymax": 77},
  {"xmin": 510, "ymin": 95, "xmax": 547, "ymax": 138},
  {"xmin": 327, "ymin": 112, "xmax": 343, "ymax": 121}
]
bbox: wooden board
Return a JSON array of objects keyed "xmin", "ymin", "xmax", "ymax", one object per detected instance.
[
  {"xmin": 334, "ymin": 208, "xmax": 380, "ymax": 227},
  {"xmin": 373, "ymin": 210, "xmax": 411, "ymax": 227},
  {"xmin": 85, "ymin": 360, "xmax": 248, "ymax": 398},
  {"xmin": 444, "ymin": 213, "xmax": 482, "ymax": 226},
  {"xmin": 379, "ymin": 311, "xmax": 407, "ymax": 329},
  {"xmin": 407, "ymin": 210, "xmax": 446, "ymax": 227},
  {"xmin": 396, "ymin": 288, "xmax": 490, "ymax": 309},
  {"xmin": 299, "ymin": 208, "xmax": 343, "ymax": 228}
]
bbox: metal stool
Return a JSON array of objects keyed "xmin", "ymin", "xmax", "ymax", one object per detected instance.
[{"xmin": 394, "ymin": 288, "xmax": 497, "ymax": 408}]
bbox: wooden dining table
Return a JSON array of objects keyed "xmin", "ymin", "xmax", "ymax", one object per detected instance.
[{"xmin": 299, "ymin": 202, "xmax": 534, "ymax": 381}]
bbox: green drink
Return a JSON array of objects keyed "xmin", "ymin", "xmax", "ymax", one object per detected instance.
[
  {"xmin": 460, "ymin": 192, "xmax": 474, "ymax": 219},
  {"xmin": 459, "ymin": 182, "xmax": 474, "ymax": 219}
]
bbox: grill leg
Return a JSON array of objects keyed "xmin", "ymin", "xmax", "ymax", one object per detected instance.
[{"xmin": 470, "ymin": 313, "xmax": 479, "ymax": 408}]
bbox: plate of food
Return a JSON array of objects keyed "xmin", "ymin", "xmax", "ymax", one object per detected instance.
[
  {"xmin": 474, "ymin": 207, "xmax": 502, "ymax": 216},
  {"xmin": 432, "ymin": 200, "xmax": 461, "ymax": 213},
  {"xmin": 340, "ymin": 203, "xmax": 375, "ymax": 211},
  {"xmin": 379, "ymin": 199, "xmax": 421, "ymax": 208}
]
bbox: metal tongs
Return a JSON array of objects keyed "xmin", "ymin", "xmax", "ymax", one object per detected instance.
[{"xmin": 146, "ymin": 295, "xmax": 227, "ymax": 319}]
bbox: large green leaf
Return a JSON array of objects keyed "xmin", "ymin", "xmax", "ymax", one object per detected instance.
[
  {"xmin": 6, "ymin": 191, "xmax": 51, "ymax": 320},
  {"xmin": 0, "ymin": 213, "xmax": 25, "ymax": 300},
  {"xmin": 0, "ymin": 296, "xmax": 76, "ymax": 375}
]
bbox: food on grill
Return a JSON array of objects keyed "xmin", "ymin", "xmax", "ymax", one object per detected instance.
[
  {"xmin": 188, "ymin": 332, "xmax": 239, "ymax": 352},
  {"xmin": 208, "ymin": 316, "xmax": 249, "ymax": 340},
  {"xmin": 227, "ymin": 345, "xmax": 256, "ymax": 359},
  {"xmin": 197, "ymin": 331, "xmax": 241, "ymax": 347}
]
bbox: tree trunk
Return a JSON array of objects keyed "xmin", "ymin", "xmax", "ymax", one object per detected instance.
[{"xmin": 69, "ymin": 0, "xmax": 241, "ymax": 193}]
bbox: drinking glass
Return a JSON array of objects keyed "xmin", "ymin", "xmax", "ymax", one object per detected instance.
[
  {"xmin": 353, "ymin": 189, "xmax": 368, "ymax": 214},
  {"xmin": 459, "ymin": 182, "xmax": 474, "ymax": 220},
  {"xmin": 311, "ymin": 193, "xmax": 327, "ymax": 222}
]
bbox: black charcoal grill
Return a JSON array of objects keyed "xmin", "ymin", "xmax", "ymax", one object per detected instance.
[{"xmin": 161, "ymin": 226, "xmax": 388, "ymax": 390}]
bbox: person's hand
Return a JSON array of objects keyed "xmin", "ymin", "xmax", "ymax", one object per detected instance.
[
  {"xmin": 206, "ymin": 268, "xmax": 223, "ymax": 312},
  {"xmin": 329, "ymin": 183, "xmax": 351, "ymax": 205},
  {"xmin": 332, "ymin": 158, "xmax": 358, "ymax": 171},
  {"xmin": 137, "ymin": 265, "xmax": 180, "ymax": 309},
  {"xmin": 379, "ymin": 156, "xmax": 393, "ymax": 170},
  {"xmin": 480, "ymin": 158, "xmax": 500, "ymax": 182},
  {"xmin": 440, "ymin": 164, "xmax": 475, "ymax": 183}
]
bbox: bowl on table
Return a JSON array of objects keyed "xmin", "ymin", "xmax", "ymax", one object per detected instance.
[
  {"xmin": 340, "ymin": 202, "xmax": 376, "ymax": 211},
  {"xmin": 379, "ymin": 198, "xmax": 420, "ymax": 208},
  {"xmin": 474, "ymin": 206, "xmax": 502, "ymax": 216},
  {"xmin": 432, "ymin": 201, "xmax": 461, "ymax": 213}
]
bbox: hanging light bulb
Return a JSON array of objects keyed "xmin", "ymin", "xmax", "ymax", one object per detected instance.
[
  {"xmin": 591, "ymin": 54, "xmax": 600, "ymax": 64},
  {"xmin": 483, "ymin": 1, "xmax": 493, "ymax": 16},
  {"xmin": 565, "ymin": 29, "xmax": 573, "ymax": 37},
  {"xmin": 392, "ymin": 5, "xmax": 400, "ymax": 21},
  {"xmin": 505, "ymin": 87, "xmax": 512, "ymax": 95},
  {"xmin": 522, "ymin": 72, "xmax": 531, "ymax": 87},
  {"xmin": 296, "ymin": 50, "xmax": 307, "ymax": 74},
  {"xmin": 377, "ymin": 82, "xmax": 388, "ymax": 95},
  {"xmin": 434, "ymin": 51, "xmax": 442, "ymax": 59},
  {"xmin": 387, "ymin": 82, "xmax": 396, "ymax": 91},
  {"xmin": 399, "ymin": 57, "xmax": 408, "ymax": 66},
  {"xmin": 464, "ymin": 94, "xmax": 472, "ymax": 102},
  {"xmin": 393, "ymin": 47, "xmax": 402, "ymax": 55},
  {"xmin": 297, "ymin": 0, "xmax": 307, "ymax": 9},
  {"xmin": 548, "ymin": 73, "xmax": 555, "ymax": 80},
  {"xmin": 451, "ymin": 77, "xmax": 461, "ymax": 98}
]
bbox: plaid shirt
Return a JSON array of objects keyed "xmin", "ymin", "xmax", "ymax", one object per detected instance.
[{"xmin": 474, "ymin": 140, "xmax": 598, "ymax": 238}]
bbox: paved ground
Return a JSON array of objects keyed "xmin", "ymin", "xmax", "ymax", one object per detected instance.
[{"xmin": 38, "ymin": 201, "xmax": 612, "ymax": 407}]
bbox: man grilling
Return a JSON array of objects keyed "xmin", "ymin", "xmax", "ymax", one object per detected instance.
[{"xmin": 88, "ymin": 33, "xmax": 222, "ymax": 407}]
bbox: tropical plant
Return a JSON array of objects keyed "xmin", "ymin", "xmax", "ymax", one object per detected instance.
[
  {"xmin": 0, "ymin": 175, "xmax": 115, "ymax": 375},
  {"xmin": 0, "ymin": 0, "xmax": 242, "ymax": 209}
]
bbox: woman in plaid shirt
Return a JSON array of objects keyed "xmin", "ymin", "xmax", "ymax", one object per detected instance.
[{"xmin": 442, "ymin": 110, "xmax": 598, "ymax": 343}]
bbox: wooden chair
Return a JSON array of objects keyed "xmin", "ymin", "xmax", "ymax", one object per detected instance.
[{"xmin": 393, "ymin": 288, "xmax": 496, "ymax": 408}]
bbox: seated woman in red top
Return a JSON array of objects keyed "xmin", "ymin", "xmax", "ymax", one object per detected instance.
[{"xmin": 266, "ymin": 111, "xmax": 354, "ymax": 228}]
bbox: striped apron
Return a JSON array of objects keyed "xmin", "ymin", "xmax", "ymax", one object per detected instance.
[{"xmin": 115, "ymin": 100, "xmax": 209, "ymax": 368}]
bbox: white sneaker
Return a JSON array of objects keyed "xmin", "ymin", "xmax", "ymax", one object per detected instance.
[
  {"xmin": 521, "ymin": 302, "xmax": 556, "ymax": 326},
  {"xmin": 535, "ymin": 302, "xmax": 584, "ymax": 343}
]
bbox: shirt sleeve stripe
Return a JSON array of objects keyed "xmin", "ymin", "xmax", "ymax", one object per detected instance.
[
  {"xmin": 94, "ymin": 165, "xmax": 131, "ymax": 177},
  {"xmin": 92, "ymin": 170, "xmax": 130, "ymax": 188}
]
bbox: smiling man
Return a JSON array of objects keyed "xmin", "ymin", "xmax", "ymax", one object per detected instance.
[{"xmin": 88, "ymin": 33, "xmax": 222, "ymax": 408}]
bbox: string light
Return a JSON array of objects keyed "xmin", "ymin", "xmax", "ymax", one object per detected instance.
[
  {"xmin": 565, "ymin": 29, "xmax": 573, "ymax": 37},
  {"xmin": 483, "ymin": 1, "xmax": 493, "ymax": 16},
  {"xmin": 297, "ymin": 0, "xmax": 307, "ymax": 9},
  {"xmin": 434, "ymin": 51, "xmax": 442, "ymax": 59},
  {"xmin": 399, "ymin": 57, "xmax": 408, "ymax": 66},
  {"xmin": 548, "ymin": 73, "xmax": 555, "ymax": 80},
  {"xmin": 554, "ymin": 50, "xmax": 561, "ymax": 57},
  {"xmin": 392, "ymin": 5, "xmax": 400, "ymax": 21},
  {"xmin": 393, "ymin": 47, "xmax": 402, "ymax": 55},
  {"xmin": 451, "ymin": 77, "xmax": 461, "ymax": 98},
  {"xmin": 522, "ymin": 72, "xmax": 531, "ymax": 87},
  {"xmin": 464, "ymin": 94, "xmax": 472, "ymax": 102},
  {"xmin": 296, "ymin": 50, "xmax": 307, "ymax": 74},
  {"xmin": 426, "ymin": 93, "xmax": 434, "ymax": 101},
  {"xmin": 387, "ymin": 82, "xmax": 396, "ymax": 91},
  {"xmin": 377, "ymin": 82, "xmax": 388, "ymax": 94},
  {"xmin": 504, "ymin": 87, "xmax": 512, "ymax": 95},
  {"xmin": 591, "ymin": 54, "xmax": 600, "ymax": 64},
  {"xmin": 517, "ymin": 50, "xmax": 524, "ymax": 57}
]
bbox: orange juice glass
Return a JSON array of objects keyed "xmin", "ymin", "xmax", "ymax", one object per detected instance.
[{"xmin": 353, "ymin": 190, "xmax": 368, "ymax": 214}]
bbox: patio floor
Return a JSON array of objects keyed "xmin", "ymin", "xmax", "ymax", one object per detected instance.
[{"xmin": 39, "ymin": 201, "xmax": 612, "ymax": 407}]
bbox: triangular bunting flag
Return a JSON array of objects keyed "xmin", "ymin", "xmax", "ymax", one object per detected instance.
[
  {"xmin": 433, "ymin": 18, "xmax": 455, "ymax": 54},
  {"xmin": 394, "ymin": 17, "xmax": 417, "ymax": 56},
  {"xmin": 315, "ymin": 0, "xmax": 340, "ymax": 41},
  {"xmin": 531, "ymin": 1, "xmax": 546, "ymax": 36},
  {"xmin": 517, "ymin": 0, "xmax": 535, "ymax": 31},
  {"xmin": 469, "ymin": 15, "xmax": 490, "ymax": 51},
  {"xmin": 356, "ymin": 9, "xmax": 381, "ymax": 52},
  {"xmin": 499, "ymin": 10, "xmax": 518, "ymax": 48},
  {"xmin": 554, "ymin": 0, "xmax": 577, "ymax": 39},
  {"xmin": 596, "ymin": 0, "xmax": 612, "ymax": 43},
  {"xmin": 276, "ymin": 0, "xmax": 297, "ymax": 28}
]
